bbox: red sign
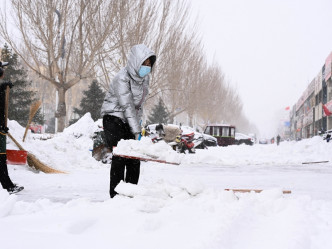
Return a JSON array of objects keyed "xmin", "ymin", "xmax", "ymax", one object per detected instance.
[{"xmin": 323, "ymin": 100, "xmax": 332, "ymax": 116}]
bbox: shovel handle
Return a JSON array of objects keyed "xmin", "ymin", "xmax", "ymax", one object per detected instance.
[{"xmin": 4, "ymin": 86, "xmax": 9, "ymax": 127}]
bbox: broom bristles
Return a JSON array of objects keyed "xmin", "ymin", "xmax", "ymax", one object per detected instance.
[
  {"xmin": 27, "ymin": 153, "xmax": 65, "ymax": 174},
  {"xmin": 8, "ymin": 132, "xmax": 65, "ymax": 174},
  {"xmin": 23, "ymin": 100, "xmax": 42, "ymax": 142},
  {"xmin": 29, "ymin": 100, "xmax": 42, "ymax": 122}
]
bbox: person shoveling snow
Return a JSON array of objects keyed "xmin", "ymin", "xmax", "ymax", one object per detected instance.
[{"xmin": 100, "ymin": 44, "xmax": 156, "ymax": 198}]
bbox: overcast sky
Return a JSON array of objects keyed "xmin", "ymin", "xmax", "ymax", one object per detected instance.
[{"xmin": 191, "ymin": 0, "xmax": 332, "ymax": 137}]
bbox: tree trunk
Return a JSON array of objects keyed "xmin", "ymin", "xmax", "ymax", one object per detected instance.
[
  {"xmin": 55, "ymin": 87, "xmax": 67, "ymax": 132},
  {"xmin": 188, "ymin": 113, "xmax": 194, "ymax": 127}
]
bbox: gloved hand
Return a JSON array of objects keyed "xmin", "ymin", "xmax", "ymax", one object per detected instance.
[
  {"xmin": 0, "ymin": 126, "xmax": 9, "ymax": 133},
  {"xmin": 135, "ymin": 133, "xmax": 141, "ymax": 140},
  {"xmin": 0, "ymin": 81, "xmax": 13, "ymax": 90}
]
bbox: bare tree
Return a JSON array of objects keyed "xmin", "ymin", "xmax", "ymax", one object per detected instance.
[
  {"xmin": 97, "ymin": 0, "xmax": 196, "ymax": 103},
  {"xmin": 0, "ymin": 0, "xmax": 116, "ymax": 131},
  {"xmin": 160, "ymin": 34, "xmax": 196, "ymax": 123},
  {"xmin": 96, "ymin": 0, "xmax": 159, "ymax": 90}
]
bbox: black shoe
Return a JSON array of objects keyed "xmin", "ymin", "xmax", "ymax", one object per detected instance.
[
  {"xmin": 110, "ymin": 190, "xmax": 118, "ymax": 198},
  {"xmin": 7, "ymin": 184, "xmax": 24, "ymax": 194}
]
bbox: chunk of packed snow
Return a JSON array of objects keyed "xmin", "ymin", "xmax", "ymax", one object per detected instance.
[{"xmin": 113, "ymin": 137, "xmax": 183, "ymax": 164}]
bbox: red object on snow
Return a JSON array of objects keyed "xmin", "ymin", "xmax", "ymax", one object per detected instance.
[
  {"xmin": 323, "ymin": 104, "xmax": 332, "ymax": 116},
  {"xmin": 6, "ymin": 150, "xmax": 28, "ymax": 165},
  {"xmin": 29, "ymin": 124, "xmax": 43, "ymax": 133},
  {"xmin": 285, "ymin": 106, "xmax": 290, "ymax": 111}
]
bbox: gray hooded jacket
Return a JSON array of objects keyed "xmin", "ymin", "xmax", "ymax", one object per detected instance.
[{"xmin": 100, "ymin": 44, "xmax": 156, "ymax": 134}]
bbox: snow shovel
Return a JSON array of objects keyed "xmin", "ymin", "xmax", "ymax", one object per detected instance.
[
  {"xmin": 6, "ymin": 149, "xmax": 27, "ymax": 165},
  {"xmin": 112, "ymin": 153, "xmax": 180, "ymax": 165}
]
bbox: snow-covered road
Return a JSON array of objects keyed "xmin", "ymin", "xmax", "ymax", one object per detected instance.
[
  {"xmin": 11, "ymin": 160, "xmax": 332, "ymax": 203},
  {"xmin": 3, "ymin": 161, "xmax": 332, "ymax": 249}
]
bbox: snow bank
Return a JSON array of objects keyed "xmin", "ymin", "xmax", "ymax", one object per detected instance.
[
  {"xmin": 182, "ymin": 136, "xmax": 332, "ymax": 166},
  {"xmin": 7, "ymin": 113, "xmax": 332, "ymax": 171},
  {"xmin": 114, "ymin": 133, "xmax": 332, "ymax": 166},
  {"xmin": 7, "ymin": 114, "xmax": 103, "ymax": 171}
]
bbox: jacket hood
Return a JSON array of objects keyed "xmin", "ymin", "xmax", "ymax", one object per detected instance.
[{"xmin": 126, "ymin": 44, "xmax": 156, "ymax": 82}]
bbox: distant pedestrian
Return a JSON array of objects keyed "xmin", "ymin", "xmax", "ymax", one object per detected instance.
[
  {"xmin": 100, "ymin": 44, "xmax": 156, "ymax": 198},
  {"xmin": 325, "ymin": 133, "xmax": 331, "ymax": 143},
  {"xmin": 276, "ymin": 135, "xmax": 281, "ymax": 146},
  {"xmin": 0, "ymin": 62, "xmax": 24, "ymax": 194}
]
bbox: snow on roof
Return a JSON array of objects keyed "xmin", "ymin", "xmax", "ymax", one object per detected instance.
[{"xmin": 205, "ymin": 124, "xmax": 235, "ymax": 127}]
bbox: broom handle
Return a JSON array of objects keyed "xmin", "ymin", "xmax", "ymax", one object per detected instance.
[
  {"xmin": 4, "ymin": 85, "xmax": 9, "ymax": 127},
  {"xmin": 23, "ymin": 113, "xmax": 34, "ymax": 142},
  {"xmin": 7, "ymin": 132, "xmax": 25, "ymax": 151},
  {"xmin": 22, "ymin": 124, "xmax": 30, "ymax": 142},
  {"xmin": 23, "ymin": 101, "xmax": 41, "ymax": 142}
]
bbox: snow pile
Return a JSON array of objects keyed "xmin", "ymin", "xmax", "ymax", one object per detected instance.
[
  {"xmin": 115, "ymin": 177, "xmax": 204, "ymax": 199},
  {"xmin": 63, "ymin": 113, "xmax": 102, "ymax": 138},
  {"xmin": 7, "ymin": 114, "xmax": 102, "ymax": 171},
  {"xmin": 6, "ymin": 119, "xmax": 26, "ymax": 144},
  {"xmin": 0, "ymin": 189, "xmax": 17, "ymax": 218},
  {"xmin": 181, "ymin": 136, "xmax": 332, "ymax": 166}
]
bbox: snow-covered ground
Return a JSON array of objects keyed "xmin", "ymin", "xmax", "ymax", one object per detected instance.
[{"xmin": 1, "ymin": 113, "xmax": 332, "ymax": 249}]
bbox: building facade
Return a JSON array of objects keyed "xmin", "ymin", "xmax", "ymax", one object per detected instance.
[{"xmin": 289, "ymin": 52, "xmax": 332, "ymax": 140}]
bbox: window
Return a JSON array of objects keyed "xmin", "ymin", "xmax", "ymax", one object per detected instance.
[
  {"xmin": 230, "ymin": 128, "xmax": 235, "ymax": 137},
  {"xmin": 213, "ymin": 127, "xmax": 220, "ymax": 136},
  {"xmin": 222, "ymin": 127, "xmax": 229, "ymax": 137}
]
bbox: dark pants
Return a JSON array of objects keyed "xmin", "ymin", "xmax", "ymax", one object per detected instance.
[
  {"xmin": 0, "ymin": 132, "xmax": 14, "ymax": 190},
  {"xmin": 103, "ymin": 115, "xmax": 140, "ymax": 197}
]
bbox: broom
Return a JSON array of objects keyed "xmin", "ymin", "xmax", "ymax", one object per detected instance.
[
  {"xmin": 4, "ymin": 87, "xmax": 64, "ymax": 174},
  {"xmin": 23, "ymin": 100, "xmax": 42, "ymax": 142},
  {"xmin": 7, "ymin": 132, "xmax": 65, "ymax": 174}
]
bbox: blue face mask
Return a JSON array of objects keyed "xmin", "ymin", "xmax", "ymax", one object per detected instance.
[{"xmin": 138, "ymin": 65, "xmax": 151, "ymax": 77}]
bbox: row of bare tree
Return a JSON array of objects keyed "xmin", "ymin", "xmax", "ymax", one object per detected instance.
[{"xmin": 0, "ymin": 0, "xmax": 255, "ymax": 133}]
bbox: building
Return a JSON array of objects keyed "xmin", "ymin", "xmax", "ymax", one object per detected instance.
[{"xmin": 290, "ymin": 51, "xmax": 332, "ymax": 139}]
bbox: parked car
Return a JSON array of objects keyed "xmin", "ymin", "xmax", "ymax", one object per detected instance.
[
  {"xmin": 145, "ymin": 124, "xmax": 217, "ymax": 150},
  {"xmin": 204, "ymin": 124, "xmax": 236, "ymax": 146},
  {"xmin": 259, "ymin": 138, "xmax": 268, "ymax": 144},
  {"xmin": 235, "ymin": 133, "xmax": 254, "ymax": 145},
  {"xmin": 248, "ymin": 133, "xmax": 257, "ymax": 143},
  {"xmin": 201, "ymin": 133, "xmax": 218, "ymax": 147}
]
